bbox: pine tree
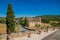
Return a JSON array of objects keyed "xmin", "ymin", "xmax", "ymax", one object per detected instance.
[{"xmin": 6, "ymin": 4, "xmax": 15, "ymax": 35}]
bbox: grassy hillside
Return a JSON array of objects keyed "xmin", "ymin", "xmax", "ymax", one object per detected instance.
[{"xmin": 35, "ymin": 15, "xmax": 60, "ymax": 21}]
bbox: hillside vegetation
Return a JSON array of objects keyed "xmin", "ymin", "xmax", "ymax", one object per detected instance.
[
  {"xmin": 41, "ymin": 15, "xmax": 60, "ymax": 21},
  {"xmin": 0, "ymin": 15, "xmax": 60, "ymax": 34},
  {"xmin": 0, "ymin": 15, "xmax": 60, "ymax": 23}
]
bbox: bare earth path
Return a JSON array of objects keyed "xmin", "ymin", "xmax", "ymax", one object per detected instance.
[{"xmin": 42, "ymin": 30, "xmax": 60, "ymax": 40}]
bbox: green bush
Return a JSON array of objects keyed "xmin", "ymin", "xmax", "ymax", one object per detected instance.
[
  {"xmin": 41, "ymin": 19, "xmax": 49, "ymax": 23},
  {"xmin": 19, "ymin": 17, "xmax": 29, "ymax": 28},
  {"xmin": 0, "ymin": 19, "xmax": 6, "ymax": 23},
  {"xmin": 51, "ymin": 22, "xmax": 60, "ymax": 28}
]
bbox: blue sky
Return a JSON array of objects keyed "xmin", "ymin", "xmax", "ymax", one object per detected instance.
[{"xmin": 0, "ymin": 0, "xmax": 60, "ymax": 18}]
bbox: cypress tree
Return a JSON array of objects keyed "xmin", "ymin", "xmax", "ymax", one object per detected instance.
[{"xmin": 6, "ymin": 4, "xmax": 15, "ymax": 35}]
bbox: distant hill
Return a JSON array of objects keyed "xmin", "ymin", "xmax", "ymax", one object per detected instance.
[
  {"xmin": 35, "ymin": 15, "xmax": 60, "ymax": 17},
  {"xmin": 0, "ymin": 17, "xmax": 6, "ymax": 20},
  {"xmin": 35, "ymin": 15, "xmax": 60, "ymax": 21},
  {"xmin": 0, "ymin": 17, "xmax": 6, "ymax": 23}
]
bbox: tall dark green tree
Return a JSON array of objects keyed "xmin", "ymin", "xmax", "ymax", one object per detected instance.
[{"xmin": 6, "ymin": 4, "xmax": 15, "ymax": 34}]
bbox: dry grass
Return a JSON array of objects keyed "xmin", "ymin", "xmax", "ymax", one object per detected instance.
[
  {"xmin": 0, "ymin": 23, "xmax": 19, "ymax": 34},
  {"xmin": 0, "ymin": 23, "xmax": 6, "ymax": 34},
  {"xmin": 15, "ymin": 24, "xmax": 19, "ymax": 32},
  {"xmin": 29, "ymin": 26, "xmax": 36, "ymax": 30}
]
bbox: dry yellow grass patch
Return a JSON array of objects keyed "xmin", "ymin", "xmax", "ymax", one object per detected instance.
[
  {"xmin": 15, "ymin": 25, "xmax": 19, "ymax": 32},
  {"xmin": 0, "ymin": 23, "xmax": 6, "ymax": 34},
  {"xmin": 29, "ymin": 26, "xmax": 36, "ymax": 30},
  {"xmin": 0, "ymin": 23, "xmax": 19, "ymax": 34}
]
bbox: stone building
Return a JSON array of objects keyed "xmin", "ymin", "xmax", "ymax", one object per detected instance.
[{"xmin": 26, "ymin": 17, "xmax": 41, "ymax": 29}]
